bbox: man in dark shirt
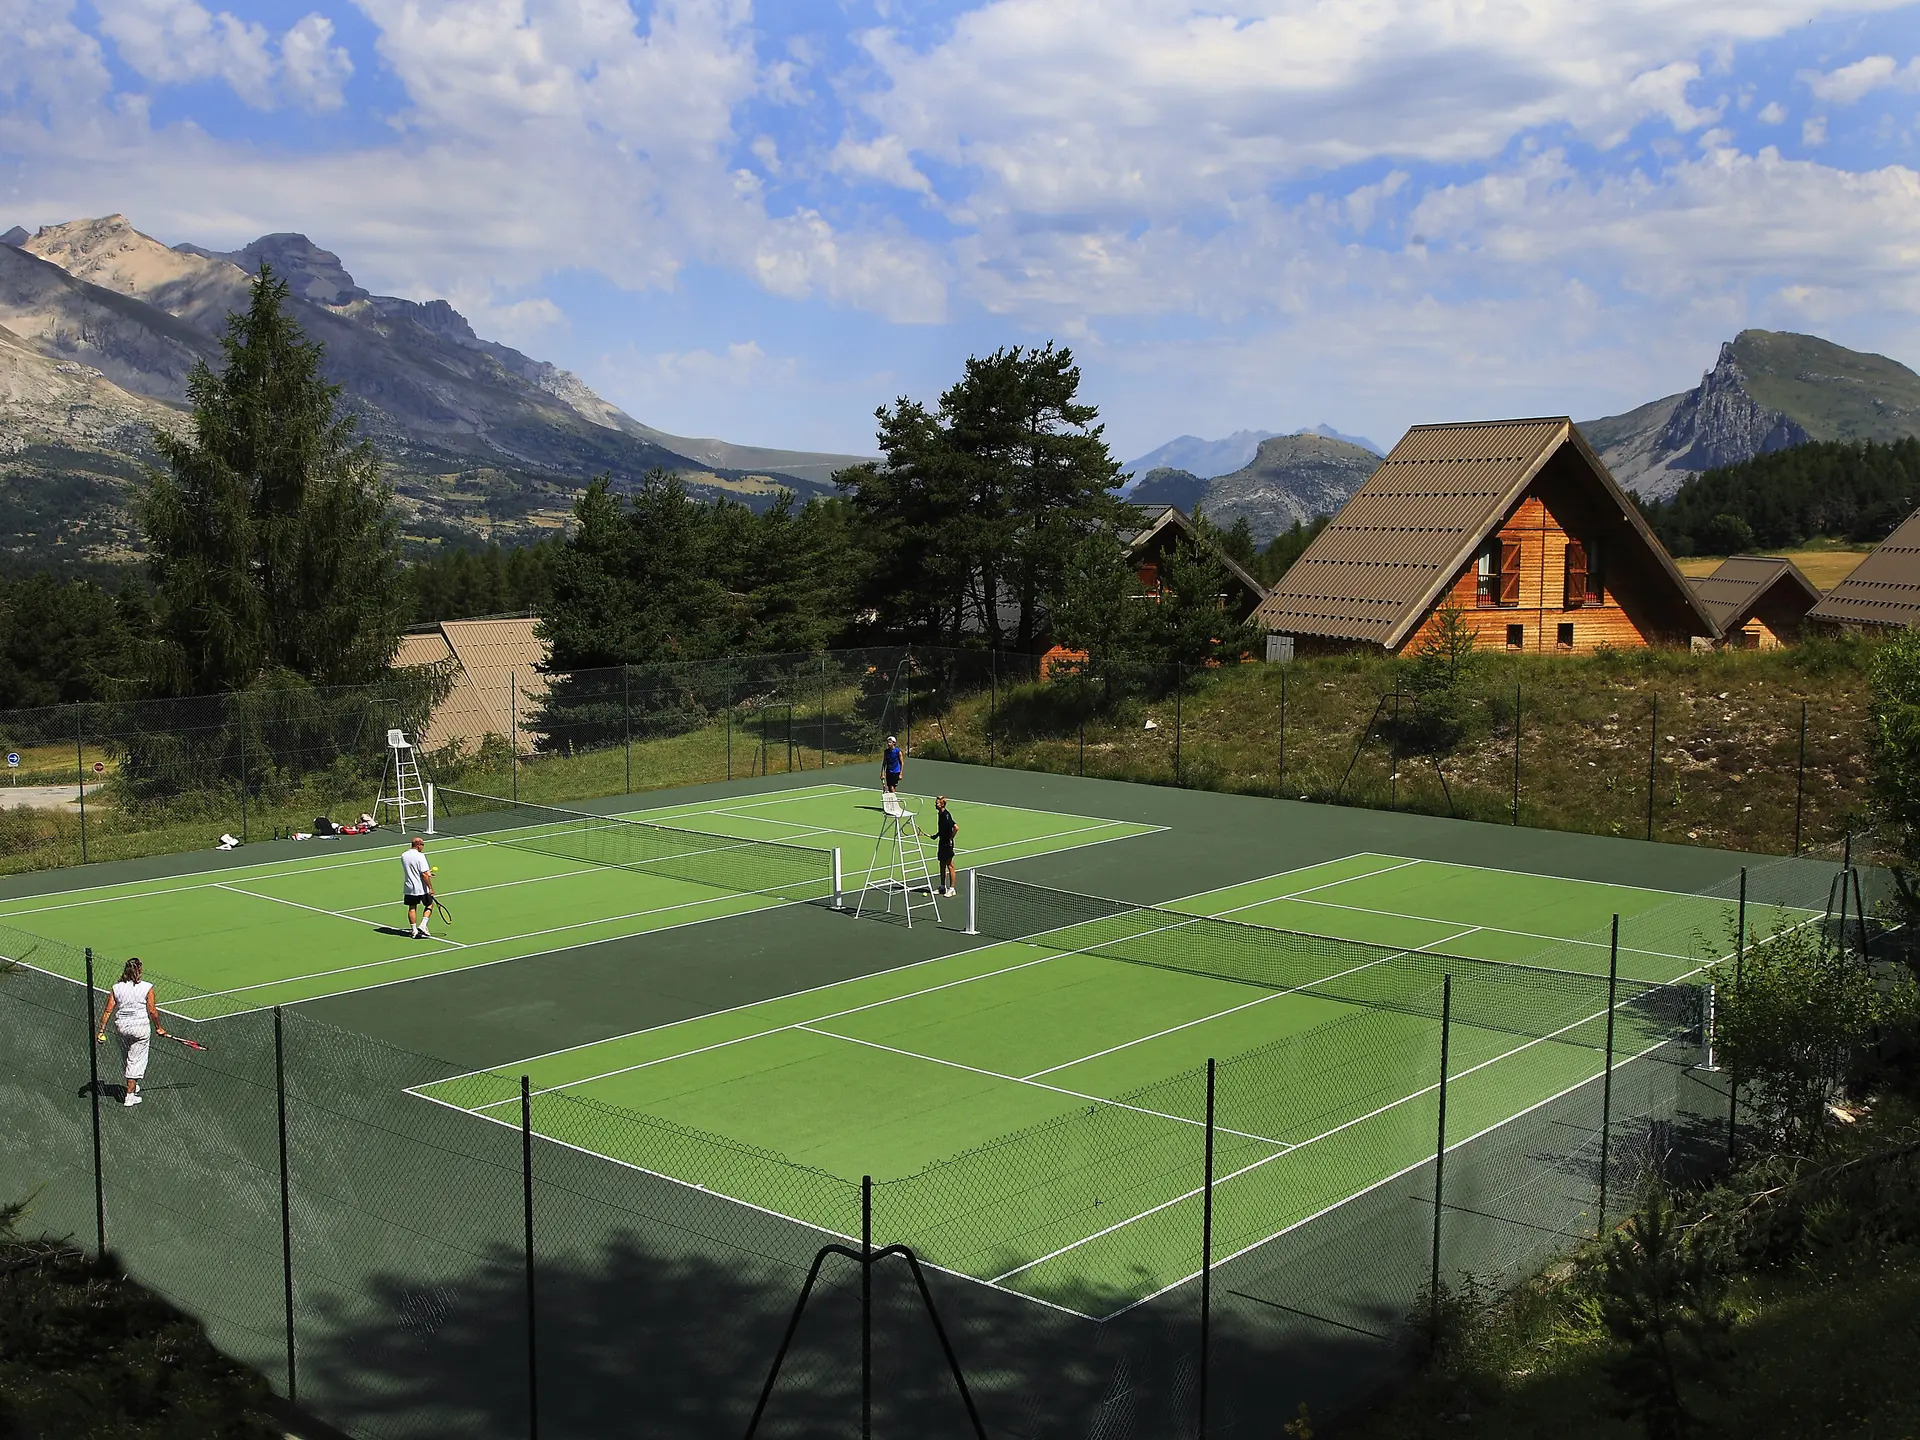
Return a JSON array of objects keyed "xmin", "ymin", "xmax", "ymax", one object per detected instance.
[
  {"xmin": 883, "ymin": 736, "xmax": 903, "ymax": 794},
  {"xmin": 933, "ymin": 795, "xmax": 958, "ymax": 896}
]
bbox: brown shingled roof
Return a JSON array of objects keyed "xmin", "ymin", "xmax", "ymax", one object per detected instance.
[
  {"xmin": 1691, "ymin": 555, "xmax": 1820, "ymax": 633},
  {"xmin": 395, "ymin": 617, "xmax": 550, "ymax": 753},
  {"xmin": 1250, "ymin": 417, "xmax": 1714, "ymax": 648},
  {"xmin": 1807, "ymin": 506, "xmax": 1920, "ymax": 629}
]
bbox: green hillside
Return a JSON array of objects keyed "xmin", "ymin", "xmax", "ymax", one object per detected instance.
[
  {"xmin": 1731, "ymin": 329, "xmax": 1920, "ymax": 443},
  {"xmin": 1643, "ymin": 437, "xmax": 1920, "ymax": 555}
]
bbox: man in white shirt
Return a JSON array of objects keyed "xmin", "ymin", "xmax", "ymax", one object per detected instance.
[{"xmin": 401, "ymin": 836, "xmax": 435, "ymax": 938}]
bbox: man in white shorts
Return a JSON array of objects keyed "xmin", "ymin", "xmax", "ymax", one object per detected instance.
[
  {"xmin": 402, "ymin": 835, "xmax": 435, "ymax": 938},
  {"xmin": 96, "ymin": 956, "xmax": 167, "ymax": 1106}
]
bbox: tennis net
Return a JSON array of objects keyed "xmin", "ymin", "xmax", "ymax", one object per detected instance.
[
  {"xmin": 972, "ymin": 872, "xmax": 1709, "ymax": 1050},
  {"xmin": 433, "ymin": 788, "xmax": 837, "ymax": 903}
]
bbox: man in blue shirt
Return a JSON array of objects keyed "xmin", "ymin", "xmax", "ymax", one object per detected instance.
[{"xmin": 883, "ymin": 736, "xmax": 903, "ymax": 794}]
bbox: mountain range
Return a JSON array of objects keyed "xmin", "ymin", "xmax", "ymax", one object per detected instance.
[
  {"xmin": 1128, "ymin": 433, "xmax": 1384, "ymax": 545},
  {"xmin": 1122, "ymin": 424, "xmax": 1380, "ymax": 483},
  {"xmin": 0, "ymin": 215, "xmax": 871, "ymax": 568}
]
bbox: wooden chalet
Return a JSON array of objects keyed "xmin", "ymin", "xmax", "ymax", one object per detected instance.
[
  {"xmin": 1127, "ymin": 506, "xmax": 1269, "ymax": 621},
  {"xmin": 1691, "ymin": 556, "xmax": 1821, "ymax": 648},
  {"xmin": 1039, "ymin": 506, "xmax": 1268, "ymax": 675},
  {"xmin": 1248, "ymin": 418, "xmax": 1716, "ymax": 655},
  {"xmin": 1807, "ymin": 506, "xmax": 1920, "ymax": 630}
]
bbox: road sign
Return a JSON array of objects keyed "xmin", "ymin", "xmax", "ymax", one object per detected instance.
[
  {"xmin": 5, "ymin": 754, "xmax": 16, "ymax": 768},
  {"xmin": 92, "ymin": 761, "xmax": 105, "ymax": 774}
]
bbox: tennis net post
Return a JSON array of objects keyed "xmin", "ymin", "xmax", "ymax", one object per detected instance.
[
  {"xmin": 964, "ymin": 869, "xmax": 978, "ymax": 936},
  {"xmin": 832, "ymin": 848, "xmax": 844, "ymax": 910}
]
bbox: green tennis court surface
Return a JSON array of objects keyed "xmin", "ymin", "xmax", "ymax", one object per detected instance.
[
  {"xmin": 418, "ymin": 852, "xmax": 1806, "ymax": 1317},
  {"xmin": 0, "ymin": 783, "xmax": 1157, "ymax": 1017}
]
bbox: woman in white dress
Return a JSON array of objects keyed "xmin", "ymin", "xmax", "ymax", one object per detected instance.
[{"xmin": 96, "ymin": 957, "xmax": 169, "ymax": 1107}]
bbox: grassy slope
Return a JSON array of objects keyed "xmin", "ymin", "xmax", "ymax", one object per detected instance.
[
  {"xmin": 912, "ymin": 642, "xmax": 1876, "ymax": 860},
  {"xmin": 1334, "ymin": 1248, "xmax": 1920, "ymax": 1440}
]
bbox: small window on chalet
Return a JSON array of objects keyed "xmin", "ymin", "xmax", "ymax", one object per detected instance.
[
  {"xmin": 1478, "ymin": 539, "xmax": 1522, "ymax": 608},
  {"xmin": 1138, "ymin": 562, "xmax": 1159, "ymax": 593},
  {"xmin": 1557, "ymin": 622, "xmax": 1574, "ymax": 650},
  {"xmin": 1565, "ymin": 539, "xmax": 1604, "ymax": 607},
  {"xmin": 1506, "ymin": 623, "xmax": 1525, "ymax": 650}
]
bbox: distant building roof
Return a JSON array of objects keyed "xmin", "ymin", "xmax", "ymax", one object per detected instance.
[
  {"xmin": 1807, "ymin": 507, "xmax": 1920, "ymax": 629},
  {"xmin": 395, "ymin": 617, "xmax": 549, "ymax": 752},
  {"xmin": 1127, "ymin": 506, "xmax": 1270, "ymax": 612},
  {"xmin": 1250, "ymin": 418, "xmax": 1713, "ymax": 648},
  {"xmin": 1691, "ymin": 555, "xmax": 1821, "ymax": 633}
]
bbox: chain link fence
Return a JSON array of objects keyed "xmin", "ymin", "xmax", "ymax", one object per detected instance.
[{"xmin": 0, "ymin": 846, "xmax": 1872, "ymax": 1437}]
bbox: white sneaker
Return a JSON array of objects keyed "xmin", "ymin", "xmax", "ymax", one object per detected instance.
[
  {"xmin": 409, "ymin": 926, "xmax": 421, "ymax": 937},
  {"xmin": 944, "ymin": 887, "xmax": 957, "ymax": 897},
  {"xmin": 124, "ymin": 1093, "xmax": 142, "ymax": 1107},
  {"xmin": 418, "ymin": 928, "xmax": 430, "ymax": 939}
]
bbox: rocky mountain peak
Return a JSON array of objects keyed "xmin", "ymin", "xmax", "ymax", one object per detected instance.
[
  {"xmin": 177, "ymin": 231, "xmax": 369, "ymax": 307},
  {"xmin": 1651, "ymin": 341, "xmax": 1809, "ymax": 474},
  {"xmin": 0, "ymin": 227, "xmax": 27, "ymax": 248}
]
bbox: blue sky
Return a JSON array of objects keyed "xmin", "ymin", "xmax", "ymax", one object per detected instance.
[{"xmin": 4, "ymin": 1, "xmax": 1918, "ymax": 463}]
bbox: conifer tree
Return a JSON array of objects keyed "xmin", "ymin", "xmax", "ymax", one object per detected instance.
[{"xmin": 143, "ymin": 266, "xmax": 405, "ymax": 694}]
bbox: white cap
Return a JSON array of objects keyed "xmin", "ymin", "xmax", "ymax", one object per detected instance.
[{"xmin": 887, "ymin": 735, "xmax": 897, "ymax": 743}]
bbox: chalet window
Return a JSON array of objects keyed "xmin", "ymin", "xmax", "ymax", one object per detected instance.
[
  {"xmin": 1564, "ymin": 542, "xmax": 1587, "ymax": 609},
  {"xmin": 1506, "ymin": 623, "xmax": 1525, "ymax": 650},
  {"xmin": 1557, "ymin": 622, "xmax": 1574, "ymax": 650},
  {"xmin": 1585, "ymin": 539, "xmax": 1603, "ymax": 603},
  {"xmin": 1138, "ymin": 562, "xmax": 1159, "ymax": 594},
  {"xmin": 1478, "ymin": 539, "xmax": 1523, "ymax": 607}
]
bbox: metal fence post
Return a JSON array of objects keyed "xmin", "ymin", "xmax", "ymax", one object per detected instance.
[
  {"xmin": 84, "ymin": 947, "xmax": 105, "ymax": 1257},
  {"xmin": 1793, "ymin": 700, "xmax": 1807, "ymax": 855},
  {"xmin": 1644, "ymin": 697, "xmax": 1658, "ymax": 841},
  {"xmin": 1174, "ymin": 666, "xmax": 1183, "ymax": 786},
  {"xmin": 511, "ymin": 672, "xmax": 519, "ymax": 804},
  {"xmin": 989, "ymin": 651, "xmax": 998, "ymax": 766},
  {"xmin": 1389, "ymin": 688, "xmax": 1401, "ymax": 811},
  {"xmin": 1511, "ymin": 683, "xmax": 1521, "ymax": 824},
  {"xmin": 522, "ymin": 1076, "xmax": 539, "ymax": 1440},
  {"xmin": 1598, "ymin": 915, "xmax": 1620, "ymax": 1233},
  {"xmin": 1728, "ymin": 869, "xmax": 1745, "ymax": 1161},
  {"xmin": 726, "ymin": 707, "xmax": 733, "ymax": 781},
  {"xmin": 1078, "ymin": 716, "xmax": 1085, "ymax": 776},
  {"xmin": 1199, "ymin": 1056, "xmax": 1216, "ymax": 1440},
  {"xmin": 623, "ymin": 667, "xmax": 632, "ymax": 795},
  {"xmin": 862, "ymin": 1175, "xmax": 873, "ymax": 1440},
  {"xmin": 1278, "ymin": 664, "xmax": 1287, "ymax": 796},
  {"xmin": 239, "ymin": 715, "xmax": 248, "ymax": 842},
  {"xmin": 75, "ymin": 703, "xmax": 88, "ymax": 863},
  {"xmin": 820, "ymin": 655, "xmax": 829, "ymax": 770},
  {"xmin": 1429, "ymin": 973, "xmax": 1453, "ymax": 1345},
  {"xmin": 274, "ymin": 1007, "xmax": 296, "ymax": 1405}
]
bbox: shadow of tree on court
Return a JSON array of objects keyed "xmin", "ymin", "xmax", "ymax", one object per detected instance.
[{"xmin": 294, "ymin": 1225, "xmax": 1395, "ymax": 1440}]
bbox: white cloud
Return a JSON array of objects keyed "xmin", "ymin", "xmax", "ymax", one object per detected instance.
[
  {"xmin": 280, "ymin": 14, "xmax": 352, "ymax": 110},
  {"xmin": 91, "ymin": 0, "xmax": 355, "ymax": 111},
  {"xmin": 1758, "ymin": 100, "xmax": 1788, "ymax": 122},
  {"xmin": 829, "ymin": 134, "xmax": 933, "ymax": 195},
  {"xmin": 1802, "ymin": 114, "xmax": 1828, "ymax": 145},
  {"xmin": 1800, "ymin": 53, "xmax": 1920, "ymax": 104},
  {"xmin": 94, "ymin": 0, "xmax": 275, "ymax": 107}
]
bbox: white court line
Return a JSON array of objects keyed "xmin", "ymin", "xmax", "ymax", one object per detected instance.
[
  {"xmin": 1021, "ymin": 925, "xmax": 1485, "ymax": 1080},
  {"xmin": 179, "ymin": 892, "xmax": 765, "ymax": 1005},
  {"xmin": 213, "ymin": 882, "xmax": 470, "ymax": 947},
  {"xmin": 1275, "ymin": 895, "xmax": 1699, "ymax": 966},
  {"xmin": 789, "ymin": 1023, "xmax": 1293, "ymax": 1148},
  {"xmin": 1340, "ymin": 850, "xmax": 1771, "ymax": 905}
]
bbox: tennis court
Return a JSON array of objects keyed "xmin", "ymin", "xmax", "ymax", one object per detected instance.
[
  {"xmin": 0, "ymin": 782, "xmax": 1158, "ymax": 1018},
  {"xmin": 418, "ymin": 851, "xmax": 1797, "ymax": 1316}
]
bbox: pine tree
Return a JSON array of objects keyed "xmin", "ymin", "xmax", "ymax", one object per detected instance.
[{"xmin": 143, "ymin": 267, "xmax": 404, "ymax": 694}]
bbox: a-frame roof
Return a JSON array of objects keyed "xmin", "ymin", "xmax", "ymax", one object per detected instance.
[
  {"xmin": 1807, "ymin": 506, "xmax": 1920, "ymax": 629},
  {"xmin": 1249, "ymin": 417, "xmax": 1715, "ymax": 648},
  {"xmin": 1691, "ymin": 555, "xmax": 1821, "ymax": 632},
  {"xmin": 1127, "ymin": 505, "xmax": 1270, "ymax": 604}
]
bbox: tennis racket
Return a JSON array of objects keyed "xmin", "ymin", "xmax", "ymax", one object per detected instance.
[
  {"xmin": 164, "ymin": 1034, "xmax": 208, "ymax": 1053},
  {"xmin": 428, "ymin": 894, "xmax": 453, "ymax": 926}
]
